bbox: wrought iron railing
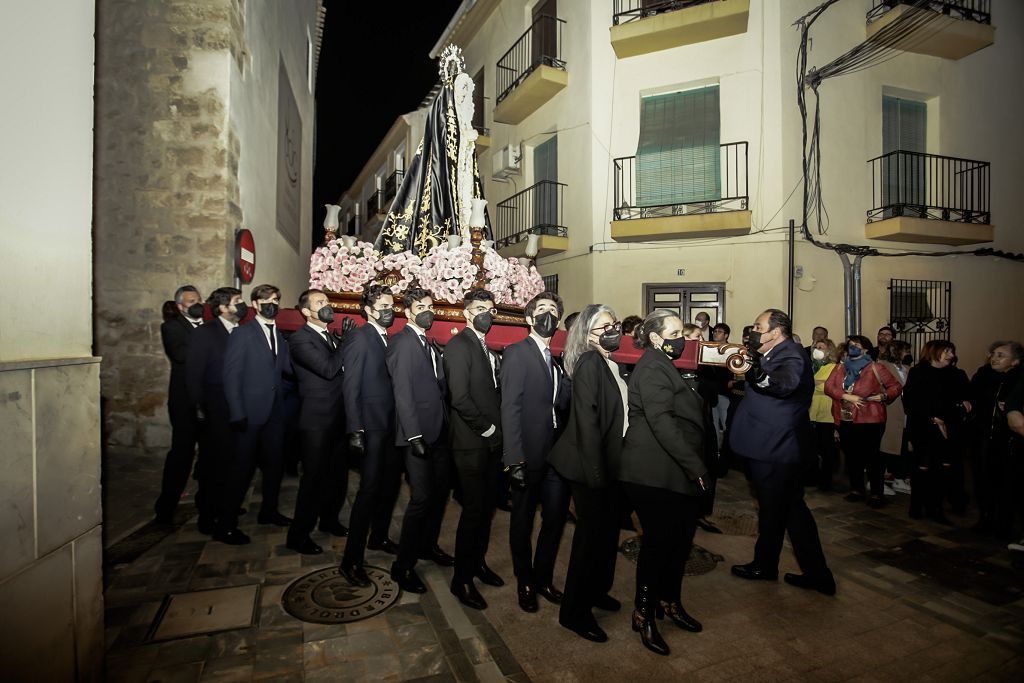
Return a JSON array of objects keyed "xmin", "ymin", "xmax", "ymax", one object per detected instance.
[
  {"xmin": 366, "ymin": 190, "xmax": 381, "ymax": 219},
  {"xmin": 496, "ymin": 15, "xmax": 566, "ymax": 105},
  {"xmin": 613, "ymin": 142, "xmax": 748, "ymax": 221},
  {"xmin": 475, "ymin": 125, "xmax": 491, "ymax": 137},
  {"xmin": 494, "ymin": 181, "xmax": 567, "ymax": 250},
  {"xmin": 542, "ymin": 274, "xmax": 559, "ymax": 294},
  {"xmin": 867, "ymin": 0, "xmax": 991, "ymax": 24},
  {"xmin": 383, "ymin": 170, "xmax": 403, "ymax": 205},
  {"xmin": 867, "ymin": 150, "xmax": 990, "ymax": 224},
  {"xmin": 889, "ymin": 278, "xmax": 951, "ymax": 357},
  {"xmin": 612, "ymin": 0, "xmax": 720, "ymax": 26}
]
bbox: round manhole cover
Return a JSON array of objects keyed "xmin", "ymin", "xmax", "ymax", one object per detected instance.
[
  {"xmin": 619, "ymin": 536, "xmax": 724, "ymax": 576},
  {"xmin": 282, "ymin": 565, "xmax": 399, "ymax": 624}
]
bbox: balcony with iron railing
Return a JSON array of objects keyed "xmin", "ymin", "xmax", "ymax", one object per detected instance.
[
  {"xmin": 494, "ymin": 180, "xmax": 569, "ymax": 259},
  {"xmin": 865, "ymin": 150, "xmax": 992, "ymax": 245},
  {"xmin": 493, "ymin": 15, "xmax": 567, "ymax": 125},
  {"xmin": 475, "ymin": 125, "xmax": 492, "ymax": 152},
  {"xmin": 865, "ymin": 1, "xmax": 993, "ymax": 60},
  {"xmin": 365, "ymin": 190, "xmax": 382, "ymax": 223},
  {"xmin": 383, "ymin": 170, "xmax": 403, "ymax": 207},
  {"xmin": 610, "ymin": 0, "xmax": 750, "ymax": 58},
  {"xmin": 611, "ymin": 141, "xmax": 750, "ymax": 241}
]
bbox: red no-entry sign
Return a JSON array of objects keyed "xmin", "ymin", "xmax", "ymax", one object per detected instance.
[{"xmin": 235, "ymin": 229, "xmax": 255, "ymax": 284}]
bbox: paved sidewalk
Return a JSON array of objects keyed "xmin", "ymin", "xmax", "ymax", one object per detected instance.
[{"xmin": 102, "ymin": 450, "xmax": 1024, "ymax": 682}]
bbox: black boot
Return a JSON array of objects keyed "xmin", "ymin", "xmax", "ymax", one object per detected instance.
[
  {"xmin": 658, "ymin": 600, "xmax": 703, "ymax": 632},
  {"xmin": 909, "ymin": 467, "xmax": 926, "ymax": 519},
  {"xmin": 631, "ymin": 586, "xmax": 669, "ymax": 656}
]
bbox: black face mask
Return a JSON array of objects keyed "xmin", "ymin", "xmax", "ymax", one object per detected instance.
[
  {"xmin": 375, "ymin": 308, "xmax": 395, "ymax": 328},
  {"xmin": 532, "ymin": 312, "xmax": 558, "ymax": 339},
  {"xmin": 902, "ymin": 354, "xmax": 914, "ymax": 366},
  {"xmin": 414, "ymin": 311, "xmax": 435, "ymax": 330},
  {"xmin": 229, "ymin": 301, "xmax": 247, "ymax": 321},
  {"xmin": 186, "ymin": 303, "xmax": 204, "ymax": 320},
  {"xmin": 472, "ymin": 311, "xmax": 493, "ymax": 334},
  {"xmin": 746, "ymin": 330, "xmax": 763, "ymax": 352},
  {"xmin": 599, "ymin": 329, "xmax": 621, "ymax": 352},
  {"xmin": 661, "ymin": 336, "xmax": 686, "ymax": 360},
  {"xmin": 259, "ymin": 302, "xmax": 279, "ymax": 319},
  {"xmin": 316, "ymin": 305, "xmax": 334, "ymax": 324}
]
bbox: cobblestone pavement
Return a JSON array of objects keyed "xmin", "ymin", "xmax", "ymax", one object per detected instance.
[{"xmin": 103, "ymin": 450, "xmax": 1024, "ymax": 682}]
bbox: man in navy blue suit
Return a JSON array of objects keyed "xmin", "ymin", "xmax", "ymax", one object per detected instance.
[
  {"xmin": 728, "ymin": 309, "xmax": 834, "ymax": 594},
  {"xmin": 217, "ymin": 284, "xmax": 293, "ymax": 545},
  {"xmin": 501, "ymin": 291, "xmax": 572, "ymax": 613},
  {"xmin": 339, "ymin": 285, "xmax": 400, "ymax": 585},
  {"xmin": 185, "ymin": 286, "xmax": 243, "ymax": 535},
  {"xmin": 384, "ymin": 287, "xmax": 455, "ymax": 593}
]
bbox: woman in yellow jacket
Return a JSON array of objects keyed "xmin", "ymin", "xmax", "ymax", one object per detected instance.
[{"xmin": 809, "ymin": 339, "xmax": 839, "ymax": 490}]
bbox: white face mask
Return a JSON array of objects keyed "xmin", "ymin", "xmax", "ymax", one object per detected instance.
[{"xmin": 812, "ymin": 348, "xmax": 826, "ymax": 361}]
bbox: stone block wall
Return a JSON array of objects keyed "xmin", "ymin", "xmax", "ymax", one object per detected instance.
[{"xmin": 94, "ymin": 0, "xmax": 246, "ymax": 450}]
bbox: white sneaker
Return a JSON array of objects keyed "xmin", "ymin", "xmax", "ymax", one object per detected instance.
[
  {"xmin": 1009, "ymin": 540, "xmax": 1024, "ymax": 552},
  {"xmin": 883, "ymin": 483, "xmax": 896, "ymax": 496},
  {"xmin": 892, "ymin": 479, "xmax": 912, "ymax": 494}
]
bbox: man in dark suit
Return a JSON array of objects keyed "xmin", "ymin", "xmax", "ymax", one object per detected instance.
[
  {"xmin": 185, "ymin": 287, "xmax": 243, "ymax": 534},
  {"xmin": 501, "ymin": 291, "xmax": 571, "ymax": 613},
  {"xmin": 218, "ymin": 284, "xmax": 293, "ymax": 544},
  {"xmin": 155, "ymin": 284, "xmax": 204, "ymax": 524},
  {"xmin": 286, "ymin": 289, "xmax": 355, "ymax": 555},
  {"xmin": 728, "ymin": 309, "xmax": 834, "ymax": 594},
  {"xmin": 339, "ymin": 285, "xmax": 401, "ymax": 582},
  {"xmin": 444, "ymin": 288, "xmax": 505, "ymax": 610},
  {"xmin": 381, "ymin": 288, "xmax": 455, "ymax": 593}
]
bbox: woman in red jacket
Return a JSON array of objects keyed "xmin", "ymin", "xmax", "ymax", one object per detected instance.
[{"xmin": 825, "ymin": 335, "xmax": 902, "ymax": 508}]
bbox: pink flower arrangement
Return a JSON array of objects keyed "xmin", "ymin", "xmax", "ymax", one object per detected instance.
[{"xmin": 309, "ymin": 240, "xmax": 545, "ymax": 307}]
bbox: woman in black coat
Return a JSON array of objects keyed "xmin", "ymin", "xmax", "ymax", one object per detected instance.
[
  {"xmin": 616, "ymin": 310, "xmax": 708, "ymax": 655},
  {"xmin": 548, "ymin": 303, "xmax": 627, "ymax": 644}
]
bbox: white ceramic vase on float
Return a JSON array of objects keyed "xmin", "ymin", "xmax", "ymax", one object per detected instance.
[
  {"xmin": 469, "ymin": 198, "xmax": 487, "ymax": 228},
  {"xmin": 324, "ymin": 204, "xmax": 341, "ymax": 232}
]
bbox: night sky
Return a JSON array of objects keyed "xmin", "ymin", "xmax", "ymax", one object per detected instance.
[{"xmin": 311, "ymin": 0, "xmax": 463, "ymax": 247}]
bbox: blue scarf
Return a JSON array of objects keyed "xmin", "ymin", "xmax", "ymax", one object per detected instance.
[{"xmin": 843, "ymin": 355, "xmax": 871, "ymax": 391}]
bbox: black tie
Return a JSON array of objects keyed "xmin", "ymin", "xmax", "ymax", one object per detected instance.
[
  {"xmin": 322, "ymin": 329, "xmax": 335, "ymax": 349},
  {"xmin": 266, "ymin": 324, "xmax": 277, "ymax": 355}
]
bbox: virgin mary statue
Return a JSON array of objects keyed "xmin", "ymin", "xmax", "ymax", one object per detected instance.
[{"xmin": 373, "ymin": 45, "xmax": 492, "ymax": 258}]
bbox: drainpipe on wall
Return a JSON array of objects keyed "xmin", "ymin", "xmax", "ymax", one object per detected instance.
[
  {"xmin": 839, "ymin": 251, "xmax": 865, "ymax": 337},
  {"xmin": 853, "ymin": 254, "xmax": 864, "ymax": 336}
]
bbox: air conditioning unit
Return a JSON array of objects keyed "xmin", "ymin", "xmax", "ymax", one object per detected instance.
[{"xmin": 491, "ymin": 144, "xmax": 521, "ymax": 180}]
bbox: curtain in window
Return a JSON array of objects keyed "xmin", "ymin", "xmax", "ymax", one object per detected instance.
[{"xmin": 636, "ymin": 85, "xmax": 720, "ymax": 208}]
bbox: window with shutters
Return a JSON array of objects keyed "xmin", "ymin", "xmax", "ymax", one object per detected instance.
[
  {"xmin": 882, "ymin": 96, "xmax": 926, "ymax": 215},
  {"xmin": 636, "ymin": 85, "xmax": 720, "ymax": 208}
]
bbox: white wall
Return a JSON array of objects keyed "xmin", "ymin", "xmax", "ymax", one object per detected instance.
[
  {"xmin": 0, "ymin": 1, "xmax": 96, "ymax": 361},
  {"xmin": 230, "ymin": 0, "xmax": 318, "ymax": 304}
]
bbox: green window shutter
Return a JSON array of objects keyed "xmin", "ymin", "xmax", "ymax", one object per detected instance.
[
  {"xmin": 882, "ymin": 96, "xmax": 926, "ymax": 153},
  {"xmin": 882, "ymin": 96, "xmax": 927, "ymax": 212},
  {"xmin": 636, "ymin": 85, "xmax": 720, "ymax": 208}
]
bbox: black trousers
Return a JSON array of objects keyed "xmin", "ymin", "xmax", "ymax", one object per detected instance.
[
  {"xmin": 154, "ymin": 398, "xmax": 201, "ymax": 521},
  {"xmin": 561, "ymin": 483, "xmax": 620, "ymax": 624},
  {"xmin": 195, "ymin": 398, "xmax": 232, "ymax": 526},
  {"xmin": 749, "ymin": 459, "xmax": 829, "ymax": 578},
  {"xmin": 217, "ymin": 406, "xmax": 285, "ymax": 532},
  {"xmin": 342, "ymin": 430, "xmax": 400, "ymax": 567},
  {"xmin": 812, "ymin": 421, "xmax": 839, "ymax": 490},
  {"xmin": 452, "ymin": 447, "xmax": 503, "ymax": 582},
  {"xmin": 909, "ymin": 424, "xmax": 957, "ymax": 517},
  {"xmin": 288, "ymin": 427, "xmax": 348, "ymax": 542},
  {"xmin": 624, "ymin": 482, "xmax": 699, "ymax": 606},
  {"xmin": 509, "ymin": 465, "xmax": 570, "ymax": 587},
  {"xmin": 839, "ymin": 422, "xmax": 886, "ymax": 496},
  {"xmin": 395, "ymin": 439, "xmax": 452, "ymax": 571}
]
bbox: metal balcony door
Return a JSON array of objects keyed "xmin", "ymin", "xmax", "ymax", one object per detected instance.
[
  {"xmin": 532, "ymin": 0, "xmax": 557, "ymax": 67},
  {"xmin": 533, "ymin": 135, "xmax": 558, "ymax": 235},
  {"xmin": 643, "ymin": 283, "xmax": 725, "ymax": 329}
]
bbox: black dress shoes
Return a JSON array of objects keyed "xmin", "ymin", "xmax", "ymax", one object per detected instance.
[
  {"xmin": 286, "ymin": 537, "xmax": 323, "ymax": 555},
  {"xmin": 474, "ymin": 564, "xmax": 504, "ymax": 587},
  {"xmin": 696, "ymin": 518, "xmax": 723, "ymax": 534},
  {"xmin": 390, "ymin": 563, "xmax": 427, "ymax": 593},
  {"xmin": 340, "ymin": 562, "xmax": 372, "ymax": 588},
  {"xmin": 213, "ymin": 528, "xmax": 251, "ymax": 546},
  {"xmin": 419, "ymin": 546, "xmax": 455, "ymax": 567},
  {"xmin": 730, "ymin": 563, "xmax": 778, "ymax": 581},
  {"xmin": 451, "ymin": 580, "xmax": 488, "ymax": 610},
  {"xmin": 517, "ymin": 584, "xmax": 539, "ymax": 613},
  {"xmin": 593, "ymin": 594, "xmax": 621, "ymax": 612},
  {"xmin": 658, "ymin": 601, "xmax": 703, "ymax": 632},
  {"xmin": 368, "ymin": 538, "xmax": 400, "ymax": 555},
  {"xmin": 536, "ymin": 584, "xmax": 564, "ymax": 605},
  {"xmin": 784, "ymin": 572, "xmax": 836, "ymax": 596},
  {"xmin": 559, "ymin": 615, "xmax": 608, "ymax": 643},
  {"xmin": 257, "ymin": 511, "xmax": 293, "ymax": 527},
  {"xmin": 318, "ymin": 521, "xmax": 349, "ymax": 537}
]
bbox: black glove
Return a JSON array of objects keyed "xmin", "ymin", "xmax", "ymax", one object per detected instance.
[
  {"xmin": 348, "ymin": 431, "xmax": 366, "ymax": 455},
  {"xmin": 409, "ymin": 437, "xmax": 429, "ymax": 459},
  {"xmin": 230, "ymin": 417, "xmax": 248, "ymax": 433},
  {"xmin": 745, "ymin": 353, "xmax": 767, "ymax": 385},
  {"xmin": 505, "ymin": 462, "xmax": 528, "ymax": 491}
]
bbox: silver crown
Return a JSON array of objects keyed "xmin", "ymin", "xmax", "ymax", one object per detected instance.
[{"xmin": 439, "ymin": 44, "xmax": 466, "ymax": 84}]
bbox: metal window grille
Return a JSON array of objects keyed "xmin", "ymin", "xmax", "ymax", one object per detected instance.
[
  {"xmin": 888, "ymin": 279, "xmax": 951, "ymax": 357},
  {"xmin": 542, "ymin": 274, "xmax": 559, "ymax": 294}
]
